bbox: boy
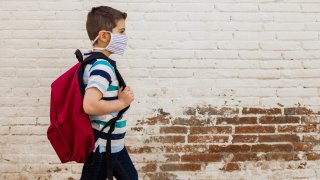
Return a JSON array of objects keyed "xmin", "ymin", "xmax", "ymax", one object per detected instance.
[{"xmin": 80, "ymin": 6, "xmax": 138, "ymax": 180}]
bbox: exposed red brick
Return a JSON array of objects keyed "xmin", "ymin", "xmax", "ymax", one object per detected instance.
[
  {"xmin": 220, "ymin": 162, "xmax": 241, "ymax": 171},
  {"xmin": 284, "ymin": 107, "xmax": 314, "ymax": 115},
  {"xmin": 141, "ymin": 163, "xmax": 157, "ymax": 172},
  {"xmin": 301, "ymin": 116, "xmax": 320, "ymax": 124},
  {"xmin": 307, "ymin": 153, "xmax": 320, "ymax": 160},
  {"xmin": 303, "ymin": 135, "xmax": 320, "ymax": 142},
  {"xmin": 232, "ymin": 135, "xmax": 258, "ymax": 143},
  {"xmin": 293, "ymin": 142, "xmax": 313, "ymax": 151},
  {"xmin": 131, "ymin": 127, "xmax": 143, "ymax": 132},
  {"xmin": 216, "ymin": 116, "xmax": 257, "ymax": 125},
  {"xmin": 197, "ymin": 106, "xmax": 239, "ymax": 115},
  {"xmin": 164, "ymin": 154, "xmax": 180, "ymax": 162},
  {"xmin": 231, "ymin": 153, "xmax": 258, "ymax": 161},
  {"xmin": 209, "ymin": 144, "xmax": 251, "ymax": 153},
  {"xmin": 259, "ymin": 134, "xmax": 300, "ymax": 142},
  {"xmin": 259, "ymin": 116, "xmax": 300, "ymax": 124},
  {"xmin": 160, "ymin": 126, "xmax": 188, "ymax": 134},
  {"xmin": 136, "ymin": 116, "xmax": 170, "ymax": 125},
  {"xmin": 181, "ymin": 153, "xmax": 223, "ymax": 162},
  {"xmin": 265, "ymin": 152, "xmax": 297, "ymax": 161},
  {"xmin": 235, "ymin": 125, "xmax": 275, "ymax": 134},
  {"xmin": 160, "ymin": 163, "xmax": 201, "ymax": 171},
  {"xmin": 171, "ymin": 116, "xmax": 211, "ymax": 126},
  {"xmin": 163, "ymin": 145, "xmax": 208, "ymax": 153},
  {"xmin": 278, "ymin": 125, "xmax": 317, "ymax": 133},
  {"xmin": 126, "ymin": 146, "xmax": 154, "ymax": 154},
  {"xmin": 188, "ymin": 135, "xmax": 229, "ymax": 143},
  {"xmin": 144, "ymin": 136, "xmax": 185, "ymax": 144},
  {"xmin": 143, "ymin": 172, "xmax": 178, "ymax": 179},
  {"xmin": 242, "ymin": 107, "xmax": 281, "ymax": 115},
  {"xmin": 190, "ymin": 126, "xmax": 232, "ymax": 134},
  {"xmin": 251, "ymin": 144, "xmax": 293, "ymax": 152}
]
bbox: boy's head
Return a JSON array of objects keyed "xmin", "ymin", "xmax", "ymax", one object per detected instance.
[{"xmin": 86, "ymin": 6, "xmax": 127, "ymax": 55}]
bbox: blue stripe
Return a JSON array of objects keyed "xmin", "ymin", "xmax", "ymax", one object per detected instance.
[
  {"xmin": 98, "ymin": 132, "xmax": 126, "ymax": 140},
  {"xmin": 90, "ymin": 70, "xmax": 112, "ymax": 84},
  {"xmin": 89, "ymin": 60, "xmax": 115, "ymax": 73},
  {"xmin": 102, "ymin": 96, "xmax": 118, "ymax": 100}
]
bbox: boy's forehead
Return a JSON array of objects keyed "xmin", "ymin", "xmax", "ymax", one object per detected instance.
[{"xmin": 115, "ymin": 19, "xmax": 126, "ymax": 29}]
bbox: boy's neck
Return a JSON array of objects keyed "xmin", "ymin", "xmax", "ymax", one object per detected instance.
[{"xmin": 92, "ymin": 47, "xmax": 112, "ymax": 57}]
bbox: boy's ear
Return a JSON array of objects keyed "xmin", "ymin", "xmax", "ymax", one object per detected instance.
[{"xmin": 98, "ymin": 31, "xmax": 111, "ymax": 44}]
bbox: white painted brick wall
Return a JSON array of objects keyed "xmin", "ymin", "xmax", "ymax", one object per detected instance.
[{"xmin": 1, "ymin": 0, "xmax": 320, "ymax": 179}]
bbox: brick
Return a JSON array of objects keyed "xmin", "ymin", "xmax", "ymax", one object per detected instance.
[
  {"xmin": 163, "ymin": 154, "xmax": 180, "ymax": 162},
  {"xmin": 209, "ymin": 145, "xmax": 251, "ymax": 153},
  {"xmin": 259, "ymin": 135, "xmax": 300, "ymax": 142},
  {"xmin": 301, "ymin": 116, "xmax": 320, "ymax": 124},
  {"xmin": 242, "ymin": 107, "xmax": 281, "ymax": 115},
  {"xmin": 251, "ymin": 144, "xmax": 293, "ymax": 152},
  {"xmin": 306, "ymin": 153, "xmax": 320, "ymax": 160},
  {"xmin": 215, "ymin": 3, "xmax": 258, "ymax": 12},
  {"xmin": 219, "ymin": 162, "xmax": 241, "ymax": 171},
  {"xmin": 126, "ymin": 146, "xmax": 155, "ymax": 154},
  {"xmin": 232, "ymin": 135, "xmax": 258, "ymax": 143},
  {"xmin": 217, "ymin": 117, "xmax": 257, "ymax": 125},
  {"xmin": 159, "ymin": 164, "xmax": 201, "ymax": 171},
  {"xmin": 303, "ymin": 135, "xmax": 320, "ymax": 142},
  {"xmin": 284, "ymin": 107, "xmax": 313, "ymax": 115},
  {"xmin": 259, "ymin": 116, "xmax": 300, "ymax": 124},
  {"xmin": 188, "ymin": 135, "xmax": 229, "ymax": 143},
  {"xmin": 278, "ymin": 125, "xmax": 318, "ymax": 133},
  {"xmin": 293, "ymin": 142, "xmax": 314, "ymax": 151},
  {"xmin": 163, "ymin": 145, "xmax": 209, "ymax": 154},
  {"xmin": 190, "ymin": 126, "xmax": 232, "ymax": 134},
  {"xmin": 231, "ymin": 153, "xmax": 258, "ymax": 161},
  {"xmin": 160, "ymin": 126, "xmax": 188, "ymax": 134},
  {"xmin": 259, "ymin": 3, "xmax": 300, "ymax": 12},
  {"xmin": 265, "ymin": 152, "xmax": 297, "ymax": 161},
  {"xmin": 141, "ymin": 163, "xmax": 157, "ymax": 172},
  {"xmin": 181, "ymin": 154, "xmax": 223, "ymax": 162},
  {"xmin": 171, "ymin": 116, "xmax": 211, "ymax": 126},
  {"xmin": 136, "ymin": 116, "xmax": 170, "ymax": 125},
  {"xmin": 144, "ymin": 136, "xmax": 185, "ymax": 144},
  {"xmin": 235, "ymin": 126, "xmax": 275, "ymax": 134},
  {"xmin": 197, "ymin": 106, "xmax": 239, "ymax": 115}
]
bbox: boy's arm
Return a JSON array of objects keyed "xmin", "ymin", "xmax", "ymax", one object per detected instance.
[
  {"xmin": 83, "ymin": 87, "xmax": 125, "ymax": 115},
  {"xmin": 82, "ymin": 60, "xmax": 124, "ymax": 116}
]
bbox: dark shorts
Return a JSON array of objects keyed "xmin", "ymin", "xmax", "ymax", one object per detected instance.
[{"xmin": 80, "ymin": 146, "xmax": 138, "ymax": 180}]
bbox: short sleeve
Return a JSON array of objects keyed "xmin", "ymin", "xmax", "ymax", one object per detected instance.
[{"xmin": 85, "ymin": 59, "xmax": 115, "ymax": 96}]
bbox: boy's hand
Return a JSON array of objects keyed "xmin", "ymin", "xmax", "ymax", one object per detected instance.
[{"xmin": 118, "ymin": 86, "xmax": 134, "ymax": 107}]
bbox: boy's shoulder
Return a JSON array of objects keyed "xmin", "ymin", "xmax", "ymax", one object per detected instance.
[{"xmin": 91, "ymin": 59, "xmax": 115, "ymax": 73}]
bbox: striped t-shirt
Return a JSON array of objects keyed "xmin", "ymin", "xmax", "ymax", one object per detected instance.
[{"xmin": 83, "ymin": 52, "xmax": 128, "ymax": 153}]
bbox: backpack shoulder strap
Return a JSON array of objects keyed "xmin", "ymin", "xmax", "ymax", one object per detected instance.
[
  {"xmin": 75, "ymin": 49, "xmax": 130, "ymax": 135},
  {"xmin": 82, "ymin": 51, "xmax": 127, "ymax": 88}
]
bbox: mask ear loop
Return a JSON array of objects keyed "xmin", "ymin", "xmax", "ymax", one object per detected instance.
[
  {"xmin": 92, "ymin": 31, "xmax": 113, "ymax": 51},
  {"xmin": 104, "ymin": 31, "xmax": 113, "ymax": 50}
]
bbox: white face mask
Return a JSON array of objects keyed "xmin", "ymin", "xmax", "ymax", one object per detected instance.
[{"xmin": 91, "ymin": 30, "xmax": 128, "ymax": 55}]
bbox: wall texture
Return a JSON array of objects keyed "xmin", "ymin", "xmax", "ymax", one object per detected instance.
[{"xmin": 0, "ymin": 0, "xmax": 320, "ymax": 179}]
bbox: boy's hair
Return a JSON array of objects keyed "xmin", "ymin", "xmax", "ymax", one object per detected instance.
[{"xmin": 86, "ymin": 6, "xmax": 127, "ymax": 43}]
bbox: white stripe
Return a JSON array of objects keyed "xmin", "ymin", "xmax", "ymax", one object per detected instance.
[
  {"xmin": 96, "ymin": 137, "xmax": 125, "ymax": 147},
  {"xmin": 90, "ymin": 64, "xmax": 115, "ymax": 80}
]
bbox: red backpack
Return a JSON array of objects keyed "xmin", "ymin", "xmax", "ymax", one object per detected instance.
[{"xmin": 47, "ymin": 49, "xmax": 129, "ymax": 169}]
